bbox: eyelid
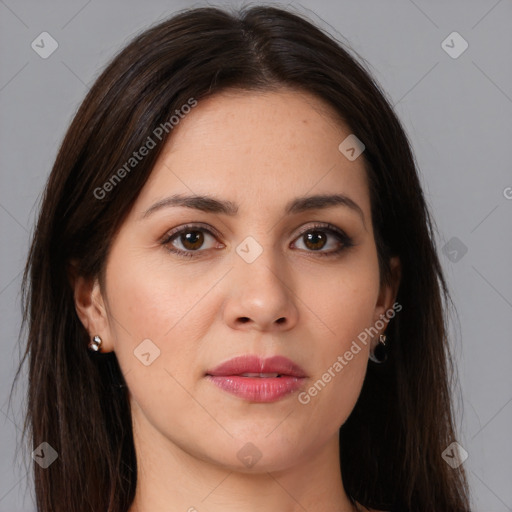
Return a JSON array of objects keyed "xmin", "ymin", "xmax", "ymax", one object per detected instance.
[
  {"xmin": 160, "ymin": 222, "xmax": 223, "ymax": 244},
  {"xmin": 293, "ymin": 221, "xmax": 348, "ymax": 239}
]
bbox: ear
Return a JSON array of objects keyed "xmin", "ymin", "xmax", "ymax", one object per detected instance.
[
  {"xmin": 68, "ymin": 261, "xmax": 113, "ymax": 352},
  {"xmin": 372, "ymin": 255, "xmax": 401, "ymax": 330}
]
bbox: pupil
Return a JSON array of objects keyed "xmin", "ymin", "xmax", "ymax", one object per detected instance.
[
  {"xmin": 305, "ymin": 231, "xmax": 326, "ymax": 250},
  {"xmin": 182, "ymin": 231, "xmax": 204, "ymax": 250}
]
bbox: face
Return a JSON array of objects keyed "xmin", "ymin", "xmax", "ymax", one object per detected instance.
[{"xmin": 77, "ymin": 88, "xmax": 399, "ymax": 472}]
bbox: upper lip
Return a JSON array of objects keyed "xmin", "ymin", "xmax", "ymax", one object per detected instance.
[{"xmin": 206, "ymin": 355, "xmax": 307, "ymax": 378}]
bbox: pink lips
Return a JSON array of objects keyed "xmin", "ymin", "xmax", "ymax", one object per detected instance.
[{"xmin": 205, "ymin": 355, "xmax": 307, "ymax": 403}]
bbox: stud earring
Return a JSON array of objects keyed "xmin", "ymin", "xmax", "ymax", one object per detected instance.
[
  {"xmin": 369, "ymin": 334, "xmax": 387, "ymax": 363},
  {"xmin": 88, "ymin": 335, "xmax": 102, "ymax": 352}
]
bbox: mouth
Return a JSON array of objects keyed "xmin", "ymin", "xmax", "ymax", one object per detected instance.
[
  {"xmin": 238, "ymin": 373, "xmax": 282, "ymax": 378},
  {"xmin": 205, "ymin": 355, "xmax": 307, "ymax": 403}
]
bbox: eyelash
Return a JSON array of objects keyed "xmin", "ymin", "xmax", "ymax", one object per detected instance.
[{"xmin": 160, "ymin": 222, "xmax": 355, "ymax": 259}]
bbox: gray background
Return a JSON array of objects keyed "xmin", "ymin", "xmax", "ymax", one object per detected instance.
[{"xmin": 1, "ymin": 0, "xmax": 511, "ymax": 510}]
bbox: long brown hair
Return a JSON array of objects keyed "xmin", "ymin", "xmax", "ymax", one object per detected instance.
[{"xmin": 13, "ymin": 5, "xmax": 471, "ymax": 511}]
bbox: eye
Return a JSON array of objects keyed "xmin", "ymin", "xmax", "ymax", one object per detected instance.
[
  {"xmin": 292, "ymin": 223, "xmax": 354, "ymax": 257},
  {"xmin": 161, "ymin": 222, "xmax": 354, "ymax": 259},
  {"xmin": 161, "ymin": 224, "xmax": 222, "ymax": 258}
]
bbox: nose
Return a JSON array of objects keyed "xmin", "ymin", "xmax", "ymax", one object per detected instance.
[{"xmin": 222, "ymin": 249, "xmax": 299, "ymax": 333}]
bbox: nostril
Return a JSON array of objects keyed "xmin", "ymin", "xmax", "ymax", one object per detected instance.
[
  {"xmin": 276, "ymin": 317, "xmax": 286, "ymax": 324},
  {"xmin": 238, "ymin": 317, "xmax": 250, "ymax": 323}
]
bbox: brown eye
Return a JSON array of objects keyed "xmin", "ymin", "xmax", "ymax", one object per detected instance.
[
  {"xmin": 179, "ymin": 230, "xmax": 205, "ymax": 250},
  {"xmin": 162, "ymin": 225, "xmax": 221, "ymax": 257},
  {"xmin": 302, "ymin": 231, "xmax": 327, "ymax": 251},
  {"xmin": 292, "ymin": 224, "xmax": 354, "ymax": 257}
]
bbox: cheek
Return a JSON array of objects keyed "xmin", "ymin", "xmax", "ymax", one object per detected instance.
[
  {"xmin": 103, "ymin": 251, "xmax": 217, "ymax": 438},
  {"xmin": 103, "ymin": 246, "xmax": 224, "ymax": 393},
  {"xmin": 105, "ymin": 246, "xmax": 216, "ymax": 340},
  {"xmin": 295, "ymin": 251, "xmax": 380, "ymax": 421},
  {"xmin": 303, "ymin": 250, "xmax": 381, "ymax": 350}
]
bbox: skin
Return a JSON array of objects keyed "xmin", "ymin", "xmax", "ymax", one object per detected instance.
[{"xmin": 74, "ymin": 88, "xmax": 400, "ymax": 512}]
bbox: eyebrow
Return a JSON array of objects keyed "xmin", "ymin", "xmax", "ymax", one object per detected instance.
[{"xmin": 141, "ymin": 193, "xmax": 365, "ymax": 224}]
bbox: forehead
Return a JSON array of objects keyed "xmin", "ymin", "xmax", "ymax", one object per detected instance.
[{"xmin": 132, "ymin": 88, "xmax": 371, "ymax": 219}]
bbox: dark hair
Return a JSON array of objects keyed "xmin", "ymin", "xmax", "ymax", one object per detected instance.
[{"xmin": 13, "ymin": 5, "xmax": 471, "ymax": 511}]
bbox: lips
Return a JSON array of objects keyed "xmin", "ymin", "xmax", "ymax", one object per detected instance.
[
  {"xmin": 205, "ymin": 355, "xmax": 307, "ymax": 403},
  {"xmin": 206, "ymin": 355, "xmax": 307, "ymax": 378}
]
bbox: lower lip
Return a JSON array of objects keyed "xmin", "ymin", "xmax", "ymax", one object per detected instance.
[{"xmin": 206, "ymin": 375, "xmax": 305, "ymax": 402}]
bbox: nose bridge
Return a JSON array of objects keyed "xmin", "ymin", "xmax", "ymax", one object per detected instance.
[
  {"xmin": 235, "ymin": 232, "xmax": 289, "ymax": 299},
  {"xmin": 224, "ymin": 231, "xmax": 298, "ymax": 331}
]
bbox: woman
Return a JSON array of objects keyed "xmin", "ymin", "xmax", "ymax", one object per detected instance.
[{"xmin": 16, "ymin": 5, "xmax": 471, "ymax": 511}]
